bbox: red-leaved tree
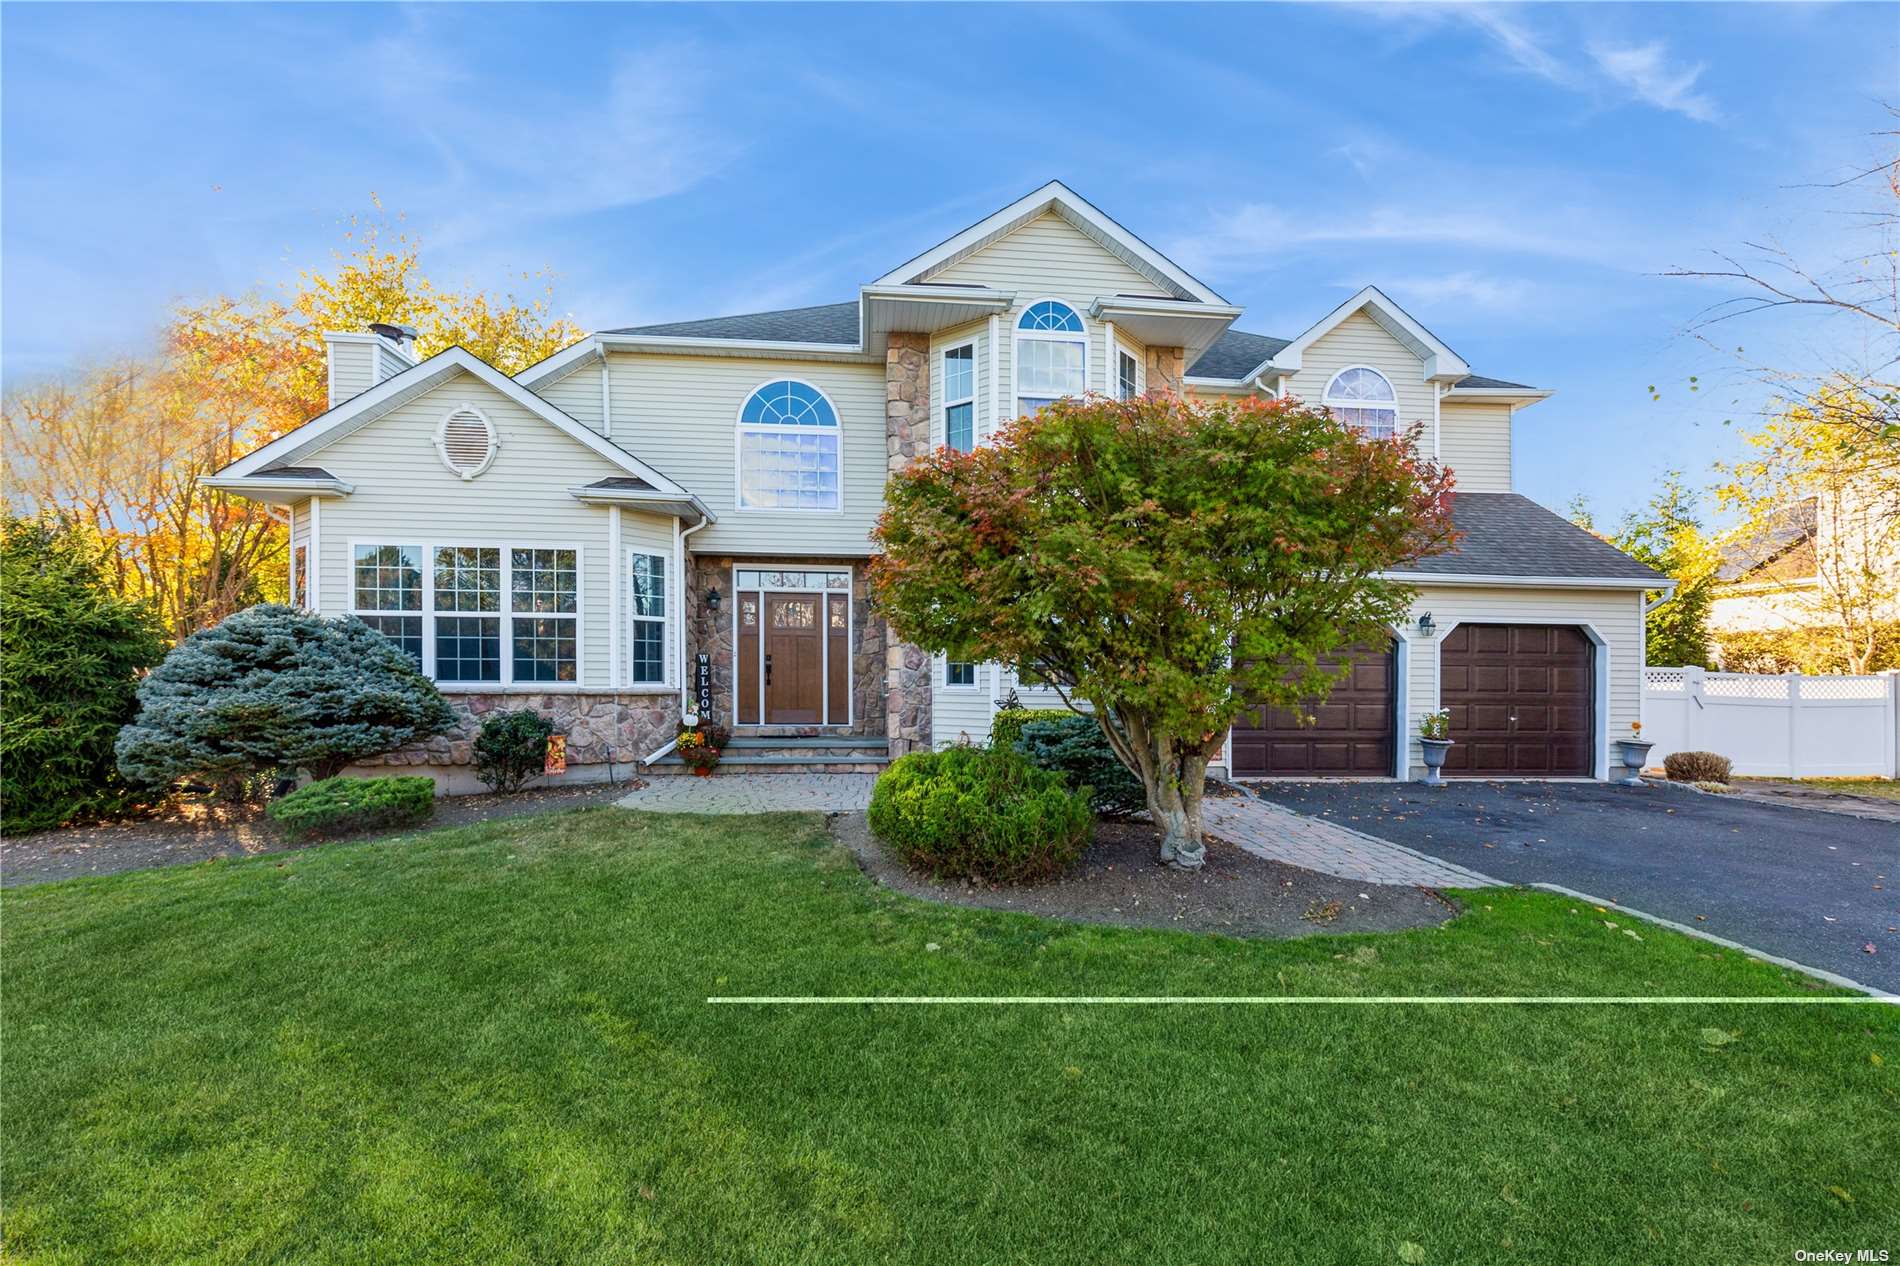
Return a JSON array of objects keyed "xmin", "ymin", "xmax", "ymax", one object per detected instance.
[{"xmin": 870, "ymin": 392, "xmax": 1456, "ymax": 867}]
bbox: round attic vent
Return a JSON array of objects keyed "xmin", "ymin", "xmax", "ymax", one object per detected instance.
[{"xmin": 434, "ymin": 405, "xmax": 498, "ymax": 479}]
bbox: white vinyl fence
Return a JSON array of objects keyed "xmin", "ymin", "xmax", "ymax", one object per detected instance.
[{"xmin": 1641, "ymin": 667, "xmax": 1899, "ymax": 778}]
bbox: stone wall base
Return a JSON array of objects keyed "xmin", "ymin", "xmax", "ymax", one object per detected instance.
[{"xmin": 361, "ymin": 690, "xmax": 679, "ymax": 790}]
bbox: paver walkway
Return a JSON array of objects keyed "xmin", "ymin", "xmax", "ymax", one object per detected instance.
[
  {"xmin": 1202, "ymin": 794, "xmax": 1502, "ymax": 889},
  {"xmin": 617, "ymin": 773, "xmax": 877, "ymax": 814}
]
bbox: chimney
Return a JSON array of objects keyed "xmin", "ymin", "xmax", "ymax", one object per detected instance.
[{"xmin": 322, "ymin": 323, "xmax": 418, "ymax": 409}]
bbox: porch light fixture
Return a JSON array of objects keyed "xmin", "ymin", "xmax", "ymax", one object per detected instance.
[
  {"xmin": 1418, "ymin": 612, "xmax": 1435, "ymax": 636},
  {"xmin": 705, "ymin": 587, "xmax": 722, "ymax": 612}
]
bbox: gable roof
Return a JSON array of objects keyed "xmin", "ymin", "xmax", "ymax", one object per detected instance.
[
  {"xmin": 1392, "ymin": 493, "xmax": 1667, "ymax": 586},
  {"xmin": 1266, "ymin": 285, "xmax": 1470, "ymax": 383},
  {"xmin": 1186, "ymin": 328, "xmax": 1532, "ymax": 394},
  {"xmin": 871, "ymin": 180, "xmax": 1229, "ymax": 306},
  {"xmin": 213, "ymin": 345, "xmax": 690, "ymax": 495},
  {"xmin": 1717, "ymin": 497, "xmax": 1819, "ymax": 582}
]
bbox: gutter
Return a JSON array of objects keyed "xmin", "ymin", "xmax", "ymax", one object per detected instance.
[{"xmin": 643, "ymin": 515, "xmax": 712, "ymax": 766}]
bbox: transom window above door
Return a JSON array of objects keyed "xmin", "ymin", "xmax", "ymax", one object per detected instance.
[
  {"xmin": 1015, "ymin": 300, "xmax": 1086, "ymax": 419},
  {"xmin": 1323, "ymin": 366, "xmax": 1399, "ymax": 440},
  {"xmin": 737, "ymin": 379, "xmax": 842, "ymax": 511}
]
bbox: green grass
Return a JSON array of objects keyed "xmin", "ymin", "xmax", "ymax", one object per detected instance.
[
  {"xmin": 1739, "ymin": 776, "xmax": 1900, "ymax": 801},
  {"xmin": 4, "ymin": 809, "xmax": 1894, "ymax": 1265}
]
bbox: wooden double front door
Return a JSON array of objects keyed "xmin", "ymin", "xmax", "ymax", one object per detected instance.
[{"xmin": 737, "ymin": 590, "xmax": 850, "ymax": 725}]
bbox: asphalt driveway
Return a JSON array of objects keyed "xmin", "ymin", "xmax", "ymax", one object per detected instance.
[{"xmin": 1250, "ymin": 779, "xmax": 1900, "ymax": 993}]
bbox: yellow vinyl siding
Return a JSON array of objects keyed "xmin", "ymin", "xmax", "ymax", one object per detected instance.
[
  {"xmin": 930, "ymin": 212, "xmax": 1160, "ymax": 297},
  {"xmin": 303, "ymin": 371, "xmax": 654, "ymax": 690},
  {"xmin": 1439, "ymin": 400, "xmax": 1514, "ymax": 492},
  {"xmin": 1284, "ymin": 312, "xmax": 1437, "ymax": 450},
  {"xmin": 537, "ymin": 360, "xmax": 606, "ymax": 434},
  {"xmin": 604, "ymin": 352, "xmax": 886, "ymax": 556}
]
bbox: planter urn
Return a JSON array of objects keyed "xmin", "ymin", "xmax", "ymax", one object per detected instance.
[
  {"xmin": 1615, "ymin": 740, "xmax": 1654, "ymax": 787},
  {"xmin": 1418, "ymin": 738, "xmax": 1453, "ymax": 787},
  {"xmin": 690, "ymin": 764, "xmax": 715, "ymax": 778}
]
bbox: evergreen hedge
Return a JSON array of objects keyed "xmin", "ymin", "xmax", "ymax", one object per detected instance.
[
  {"xmin": 868, "ymin": 746, "xmax": 1091, "ymax": 883},
  {"xmin": 115, "ymin": 605, "xmax": 456, "ymax": 795},
  {"xmin": 473, "ymin": 711, "xmax": 555, "ymax": 794},
  {"xmin": 987, "ymin": 706, "xmax": 1069, "ymax": 753},
  {"xmin": 267, "ymin": 775, "xmax": 436, "ymax": 839},
  {"xmin": 1, "ymin": 516, "xmax": 167, "ymax": 833}
]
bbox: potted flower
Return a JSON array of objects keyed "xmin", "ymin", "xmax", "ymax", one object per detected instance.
[
  {"xmin": 1418, "ymin": 709, "xmax": 1453, "ymax": 787},
  {"xmin": 1615, "ymin": 721, "xmax": 1653, "ymax": 787},
  {"xmin": 676, "ymin": 721, "xmax": 728, "ymax": 776}
]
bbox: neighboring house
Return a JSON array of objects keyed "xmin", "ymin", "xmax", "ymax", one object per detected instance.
[
  {"xmin": 1711, "ymin": 489, "xmax": 1899, "ymax": 644},
  {"xmin": 209, "ymin": 182, "xmax": 1666, "ymax": 789}
]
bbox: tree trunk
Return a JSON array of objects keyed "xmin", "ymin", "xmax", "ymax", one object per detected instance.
[{"xmin": 1136, "ymin": 733, "xmax": 1210, "ymax": 869}]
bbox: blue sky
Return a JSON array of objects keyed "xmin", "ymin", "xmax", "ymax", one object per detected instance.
[{"xmin": 3, "ymin": 2, "xmax": 1893, "ymax": 520}]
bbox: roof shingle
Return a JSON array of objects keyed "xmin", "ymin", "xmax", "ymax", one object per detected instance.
[{"xmin": 1397, "ymin": 493, "xmax": 1665, "ymax": 583}]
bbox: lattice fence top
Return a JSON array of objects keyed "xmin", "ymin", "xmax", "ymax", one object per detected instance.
[
  {"xmin": 1644, "ymin": 667, "xmax": 1892, "ymax": 701},
  {"xmin": 1643, "ymin": 669, "xmax": 1685, "ymax": 691},
  {"xmin": 1704, "ymin": 674, "xmax": 1788, "ymax": 699},
  {"xmin": 1799, "ymin": 675, "xmax": 1889, "ymax": 700}
]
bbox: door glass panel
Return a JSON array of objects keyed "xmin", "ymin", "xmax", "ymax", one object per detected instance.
[{"xmin": 772, "ymin": 598, "xmax": 816, "ymax": 629}]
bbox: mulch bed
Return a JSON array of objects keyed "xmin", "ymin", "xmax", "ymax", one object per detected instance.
[
  {"xmin": 832, "ymin": 813, "xmax": 1460, "ymax": 940},
  {"xmin": 1, "ymin": 779, "xmax": 642, "ymax": 889}
]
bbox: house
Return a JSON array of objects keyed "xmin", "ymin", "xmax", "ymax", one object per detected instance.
[
  {"xmin": 208, "ymin": 181, "xmax": 1667, "ymax": 789},
  {"xmin": 1711, "ymin": 489, "xmax": 1899, "ymax": 660}
]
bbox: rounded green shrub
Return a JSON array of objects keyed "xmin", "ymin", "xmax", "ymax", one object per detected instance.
[
  {"xmin": 1, "ymin": 515, "xmax": 166, "ymax": 833},
  {"xmin": 1663, "ymin": 750, "xmax": 1732, "ymax": 784},
  {"xmin": 988, "ymin": 706, "xmax": 1069, "ymax": 753},
  {"xmin": 267, "ymin": 775, "xmax": 435, "ymax": 839},
  {"xmin": 1014, "ymin": 713, "xmax": 1146, "ymax": 817},
  {"xmin": 474, "ymin": 710, "xmax": 555, "ymax": 794},
  {"xmin": 868, "ymin": 746, "xmax": 1092, "ymax": 883}
]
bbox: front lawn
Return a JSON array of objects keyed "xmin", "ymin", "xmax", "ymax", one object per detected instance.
[{"xmin": 4, "ymin": 809, "xmax": 1893, "ymax": 1264}]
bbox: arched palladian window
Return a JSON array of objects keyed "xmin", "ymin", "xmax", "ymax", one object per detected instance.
[
  {"xmin": 1015, "ymin": 299, "xmax": 1086, "ymax": 418},
  {"xmin": 737, "ymin": 379, "xmax": 842, "ymax": 510},
  {"xmin": 1323, "ymin": 366, "xmax": 1399, "ymax": 440}
]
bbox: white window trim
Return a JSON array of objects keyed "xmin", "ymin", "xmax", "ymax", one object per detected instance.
[
  {"xmin": 1012, "ymin": 297, "xmax": 1088, "ymax": 422},
  {"xmin": 345, "ymin": 537, "xmax": 587, "ymax": 692},
  {"xmin": 432, "ymin": 401, "xmax": 501, "ymax": 480},
  {"xmin": 730, "ymin": 567, "xmax": 855, "ymax": 727},
  {"xmin": 1321, "ymin": 365, "xmax": 1400, "ymax": 439},
  {"xmin": 1113, "ymin": 339, "xmax": 1145, "ymax": 402},
  {"xmin": 625, "ymin": 547, "xmax": 671, "ymax": 688},
  {"xmin": 941, "ymin": 339, "xmax": 977, "ymax": 452},
  {"xmin": 733, "ymin": 377, "xmax": 846, "ymax": 515},
  {"xmin": 941, "ymin": 655, "xmax": 981, "ymax": 691}
]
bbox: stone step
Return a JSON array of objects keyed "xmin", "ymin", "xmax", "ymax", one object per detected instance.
[
  {"xmin": 649, "ymin": 753, "xmax": 888, "ymax": 775},
  {"xmin": 724, "ymin": 735, "xmax": 890, "ymax": 752}
]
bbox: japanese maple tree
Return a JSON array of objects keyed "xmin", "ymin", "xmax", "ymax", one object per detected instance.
[{"xmin": 870, "ymin": 391, "xmax": 1456, "ymax": 868}]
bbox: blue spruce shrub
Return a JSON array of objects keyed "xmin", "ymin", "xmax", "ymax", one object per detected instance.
[
  {"xmin": 267, "ymin": 775, "xmax": 436, "ymax": 839},
  {"xmin": 115, "ymin": 605, "xmax": 456, "ymax": 793},
  {"xmin": 1014, "ymin": 713, "xmax": 1147, "ymax": 817}
]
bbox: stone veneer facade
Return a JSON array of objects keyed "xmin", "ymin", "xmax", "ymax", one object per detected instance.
[
  {"xmin": 882, "ymin": 331, "xmax": 934, "ymax": 756},
  {"xmin": 364, "ymin": 690, "xmax": 677, "ymax": 784},
  {"xmin": 1146, "ymin": 345, "xmax": 1187, "ymax": 396}
]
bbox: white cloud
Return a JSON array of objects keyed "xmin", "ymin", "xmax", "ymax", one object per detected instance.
[
  {"xmin": 1588, "ymin": 41, "xmax": 1720, "ymax": 123},
  {"xmin": 1458, "ymin": 7, "xmax": 1577, "ymax": 87},
  {"xmin": 1379, "ymin": 271, "xmax": 1536, "ymax": 311}
]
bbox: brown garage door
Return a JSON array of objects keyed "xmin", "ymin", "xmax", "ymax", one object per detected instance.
[
  {"xmin": 1440, "ymin": 624, "xmax": 1592, "ymax": 777},
  {"xmin": 1230, "ymin": 642, "xmax": 1394, "ymax": 777}
]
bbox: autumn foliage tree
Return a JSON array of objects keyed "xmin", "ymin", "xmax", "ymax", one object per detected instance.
[
  {"xmin": 1, "ymin": 210, "xmax": 583, "ymax": 642},
  {"xmin": 871, "ymin": 392, "xmax": 1456, "ymax": 867}
]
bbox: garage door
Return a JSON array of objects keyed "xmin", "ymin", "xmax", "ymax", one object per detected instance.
[
  {"xmin": 1440, "ymin": 624, "xmax": 1592, "ymax": 777},
  {"xmin": 1230, "ymin": 642, "xmax": 1394, "ymax": 777}
]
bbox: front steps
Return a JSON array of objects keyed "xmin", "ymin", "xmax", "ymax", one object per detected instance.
[{"xmin": 648, "ymin": 733, "xmax": 891, "ymax": 775}]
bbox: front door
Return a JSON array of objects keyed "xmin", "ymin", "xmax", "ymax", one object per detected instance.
[{"xmin": 763, "ymin": 594, "xmax": 824, "ymax": 724}]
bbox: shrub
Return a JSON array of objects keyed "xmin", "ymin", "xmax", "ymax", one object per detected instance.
[
  {"xmin": 868, "ymin": 746, "xmax": 1092, "ymax": 883},
  {"xmin": 474, "ymin": 710, "xmax": 555, "ymax": 793},
  {"xmin": 1, "ymin": 516, "xmax": 167, "ymax": 833},
  {"xmin": 115, "ymin": 606, "xmax": 455, "ymax": 796},
  {"xmin": 988, "ymin": 706, "xmax": 1068, "ymax": 753},
  {"xmin": 1014, "ymin": 713, "xmax": 1146, "ymax": 816},
  {"xmin": 267, "ymin": 775, "xmax": 435, "ymax": 839},
  {"xmin": 1663, "ymin": 750, "xmax": 1732, "ymax": 784}
]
